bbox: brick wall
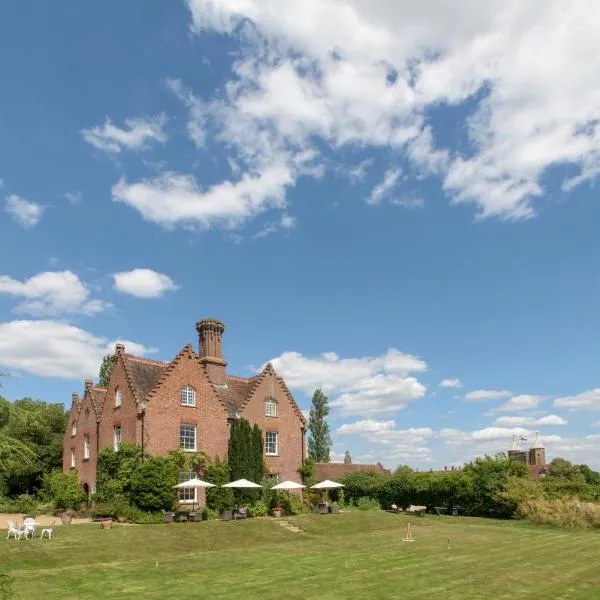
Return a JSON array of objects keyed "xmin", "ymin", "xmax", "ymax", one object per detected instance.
[
  {"xmin": 62, "ymin": 391, "xmax": 97, "ymax": 494},
  {"xmin": 240, "ymin": 372, "xmax": 305, "ymax": 483},
  {"xmin": 143, "ymin": 348, "xmax": 230, "ymax": 461},
  {"xmin": 98, "ymin": 357, "xmax": 139, "ymax": 455}
]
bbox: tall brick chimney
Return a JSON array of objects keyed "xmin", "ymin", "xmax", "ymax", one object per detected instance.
[{"xmin": 196, "ymin": 318, "xmax": 227, "ymax": 385}]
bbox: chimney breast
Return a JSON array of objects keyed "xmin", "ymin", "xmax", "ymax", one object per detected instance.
[{"xmin": 196, "ymin": 318, "xmax": 227, "ymax": 385}]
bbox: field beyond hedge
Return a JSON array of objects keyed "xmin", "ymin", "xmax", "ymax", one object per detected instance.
[{"xmin": 2, "ymin": 512, "xmax": 600, "ymax": 599}]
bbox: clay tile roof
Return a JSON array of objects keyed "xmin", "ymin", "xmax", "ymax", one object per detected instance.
[
  {"xmin": 124, "ymin": 355, "xmax": 168, "ymax": 400},
  {"xmin": 313, "ymin": 462, "xmax": 388, "ymax": 481},
  {"xmin": 212, "ymin": 375, "xmax": 257, "ymax": 418},
  {"xmin": 90, "ymin": 386, "xmax": 107, "ymax": 419}
]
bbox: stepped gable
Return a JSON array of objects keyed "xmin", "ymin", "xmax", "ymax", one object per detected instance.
[
  {"xmin": 88, "ymin": 383, "xmax": 107, "ymax": 420},
  {"xmin": 123, "ymin": 353, "xmax": 169, "ymax": 403}
]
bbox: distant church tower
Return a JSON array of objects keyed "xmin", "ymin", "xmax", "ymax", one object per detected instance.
[{"xmin": 528, "ymin": 431, "xmax": 546, "ymax": 466}]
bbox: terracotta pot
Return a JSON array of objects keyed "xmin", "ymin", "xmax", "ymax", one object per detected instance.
[
  {"xmin": 117, "ymin": 516, "xmax": 127, "ymax": 524},
  {"xmin": 60, "ymin": 513, "xmax": 73, "ymax": 525},
  {"xmin": 101, "ymin": 518, "xmax": 113, "ymax": 530},
  {"xmin": 272, "ymin": 509, "xmax": 282, "ymax": 518}
]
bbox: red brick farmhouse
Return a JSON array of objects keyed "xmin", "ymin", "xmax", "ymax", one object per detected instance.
[{"xmin": 63, "ymin": 318, "xmax": 307, "ymax": 505}]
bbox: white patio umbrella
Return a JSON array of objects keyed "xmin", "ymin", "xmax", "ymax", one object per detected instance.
[
  {"xmin": 311, "ymin": 479, "xmax": 345, "ymax": 504},
  {"xmin": 311, "ymin": 480, "xmax": 344, "ymax": 489},
  {"xmin": 271, "ymin": 480, "xmax": 306, "ymax": 490},
  {"xmin": 173, "ymin": 478, "xmax": 216, "ymax": 511},
  {"xmin": 222, "ymin": 479, "xmax": 262, "ymax": 488}
]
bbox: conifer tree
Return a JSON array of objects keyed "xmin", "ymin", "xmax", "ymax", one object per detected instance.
[
  {"xmin": 307, "ymin": 388, "xmax": 332, "ymax": 463},
  {"xmin": 98, "ymin": 355, "xmax": 114, "ymax": 388},
  {"xmin": 344, "ymin": 450, "xmax": 352, "ymax": 464}
]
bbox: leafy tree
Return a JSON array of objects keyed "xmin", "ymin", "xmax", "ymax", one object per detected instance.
[
  {"xmin": 42, "ymin": 469, "xmax": 87, "ymax": 510},
  {"xmin": 344, "ymin": 450, "xmax": 352, "ymax": 464},
  {"xmin": 0, "ymin": 396, "xmax": 36, "ymax": 476},
  {"xmin": 463, "ymin": 453, "xmax": 529, "ymax": 518},
  {"xmin": 307, "ymin": 388, "xmax": 332, "ymax": 462},
  {"xmin": 547, "ymin": 458, "xmax": 586, "ymax": 482},
  {"xmin": 2, "ymin": 397, "xmax": 68, "ymax": 495},
  {"xmin": 297, "ymin": 458, "xmax": 315, "ymax": 487},
  {"xmin": 129, "ymin": 455, "xmax": 178, "ymax": 511},
  {"xmin": 98, "ymin": 354, "xmax": 115, "ymax": 388},
  {"xmin": 96, "ymin": 442, "xmax": 142, "ymax": 501},
  {"xmin": 575, "ymin": 463, "xmax": 600, "ymax": 485}
]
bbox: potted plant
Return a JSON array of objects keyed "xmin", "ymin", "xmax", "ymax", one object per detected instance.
[
  {"xmin": 101, "ymin": 517, "xmax": 113, "ymax": 529},
  {"xmin": 60, "ymin": 510, "xmax": 73, "ymax": 525},
  {"xmin": 272, "ymin": 503, "xmax": 283, "ymax": 518}
]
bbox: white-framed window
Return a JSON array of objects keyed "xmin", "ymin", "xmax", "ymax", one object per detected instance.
[
  {"xmin": 83, "ymin": 434, "xmax": 90, "ymax": 459},
  {"xmin": 179, "ymin": 424, "xmax": 196, "ymax": 452},
  {"xmin": 70, "ymin": 448, "xmax": 76, "ymax": 468},
  {"xmin": 115, "ymin": 387, "xmax": 122, "ymax": 407},
  {"xmin": 265, "ymin": 431, "xmax": 278, "ymax": 455},
  {"xmin": 265, "ymin": 398, "xmax": 277, "ymax": 417},
  {"xmin": 113, "ymin": 425, "xmax": 121, "ymax": 451},
  {"xmin": 71, "ymin": 422, "xmax": 77, "ymax": 437},
  {"xmin": 178, "ymin": 471, "xmax": 196, "ymax": 504},
  {"xmin": 180, "ymin": 385, "xmax": 196, "ymax": 407}
]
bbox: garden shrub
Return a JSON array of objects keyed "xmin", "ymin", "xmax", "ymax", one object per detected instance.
[
  {"xmin": 91, "ymin": 497, "xmax": 129, "ymax": 519},
  {"xmin": 205, "ymin": 457, "xmax": 235, "ymax": 513},
  {"xmin": 202, "ymin": 507, "xmax": 218, "ymax": 520},
  {"xmin": 355, "ymin": 496, "xmax": 381, "ymax": 511},
  {"xmin": 122, "ymin": 505, "xmax": 163, "ymax": 524},
  {"xmin": 129, "ymin": 456, "xmax": 178, "ymax": 512},
  {"xmin": 42, "ymin": 470, "xmax": 87, "ymax": 510},
  {"xmin": 247, "ymin": 501, "xmax": 269, "ymax": 517},
  {"xmin": 278, "ymin": 491, "xmax": 309, "ymax": 515}
]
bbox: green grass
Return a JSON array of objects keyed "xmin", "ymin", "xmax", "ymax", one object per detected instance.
[{"xmin": 2, "ymin": 512, "xmax": 600, "ymax": 599}]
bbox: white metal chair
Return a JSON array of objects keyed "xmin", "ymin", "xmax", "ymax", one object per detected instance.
[
  {"xmin": 7, "ymin": 521, "xmax": 26, "ymax": 540},
  {"xmin": 6, "ymin": 520, "xmax": 19, "ymax": 539},
  {"xmin": 23, "ymin": 518, "xmax": 37, "ymax": 539},
  {"xmin": 41, "ymin": 521, "xmax": 56, "ymax": 540}
]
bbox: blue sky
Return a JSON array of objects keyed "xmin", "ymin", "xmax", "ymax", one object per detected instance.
[{"xmin": 2, "ymin": 0, "xmax": 600, "ymax": 469}]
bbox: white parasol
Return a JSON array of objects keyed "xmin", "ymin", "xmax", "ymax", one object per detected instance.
[
  {"xmin": 222, "ymin": 478, "xmax": 262, "ymax": 488},
  {"xmin": 173, "ymin": 478, "xmax": 216, "ymax": 511},
  {"xmin": 311, "ymin": 479, "xmax": 344, "ymax": 489},
  {"xmin": 271, "ymin": 480, "xmax": 306, "ymax": 490}
]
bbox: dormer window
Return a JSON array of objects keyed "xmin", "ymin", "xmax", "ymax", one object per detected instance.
[
  {"xmin": 71, "ymin": 422, "xmax": 77, "ymax": 437},
  {"xmin": 115, "ymin": 387, "xmax": 122, "ymax": 408},
  {"xmin": 265, "ymin": 398, "xmax": 277, "ymax": 417},
  {"xmin": 180, "ymin": 385, "xmax": 196, "ymax": 407}
]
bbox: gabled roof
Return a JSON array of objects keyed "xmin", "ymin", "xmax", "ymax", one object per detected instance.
[
  {"xmin": 220, "ymin": 363, "xmax": 306, "ymax": 426},
  {"xmin": 211, "ymin": 374, "xmax": 260, "ymax": 418},
  {"xmin": 88, "ymin": 386, "xmax": 107, "ymax": 421},
  {"xmin": 124, "ymin": 355, "xmax": 169, "ymax": 401}
]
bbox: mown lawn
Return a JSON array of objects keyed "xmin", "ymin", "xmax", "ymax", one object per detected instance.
[{"xmin": 2, "ymin": 512, "xmax": 600, "ymax": 599}]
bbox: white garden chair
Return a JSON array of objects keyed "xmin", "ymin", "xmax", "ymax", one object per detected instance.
[
  {"xmin": 23, "ymin": 518, "xmax": 37, "ymax": 539},
  {"xmin": 7, "ymin": 520, "xmax": 26, "ymax": 540},
  {"xmin": 41, "ymin": 521, "xmax": 56, "ymax": 540},
  {"xmin": 6, "ymin": 520, "xmax": 19, "ymax": 539}
]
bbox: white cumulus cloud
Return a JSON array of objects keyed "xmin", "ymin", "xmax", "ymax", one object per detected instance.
[
  {"xmin": 112, "ymin": 269, "xmax": 179, "ymax": 298},
  {"xmin": 439, "ymin": 378, "xmax": 462, "ymax": 389},
  {"xmin": 494, "ymin": 414, "xmax": 567, "ymax": 426},
  {"xmin": 266, "ymin": 347, "xmax": 427, "ymax": 416},
  {"xmin": 81, "ymin": 114, "xmax": 167, "ymax": 153},
  {"xmin": 183, "ymin": 0, "xmax": 600, "ymax": 222},
  {"xmin": 0, "ymin": 271, "xmax": 108, "ymax": 316},
  {"xmin": 4, "ymin": 195, "xmax": 43, "ymax": 228},
  {"xmin": 554, "ymin": 388, "xmax": 600, "ymax": 411},
  {"xmin": 0, "ymin": 320, "xmax": 155, "ymax": 379},
  {"xmin": 465, "ymin": 389, "xmax": 512, "ymax": 401}
]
